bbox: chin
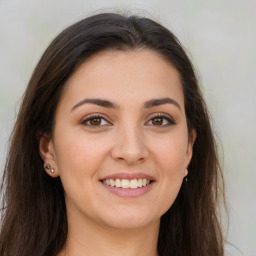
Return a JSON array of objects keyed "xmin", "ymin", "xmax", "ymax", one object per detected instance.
[{"xmin": 99, "ymin": 207, "xmax": 160, "ymax": 230}]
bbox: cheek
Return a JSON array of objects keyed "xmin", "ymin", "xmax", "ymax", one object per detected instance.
[
  {"xmin": 156, "ymin": 141, "xmax": 186, "ymax": 192},
  {"xmin": 149, "ymin": 132, "xmax": 188, "ymax": 213},
  {"xmin": 151, "ymin": 131, "xmax": 188, "ymax": 174},
  {"xmin": 57, "ymin": 142, "xmax": 102, "ymax": 171},
  {"xmin": 53, "ymin": 133, "xmax": 111, "ymax": 213},
  {"xmin": 53, "ymin": 131, "xmax": 110, "ymax": 186}
]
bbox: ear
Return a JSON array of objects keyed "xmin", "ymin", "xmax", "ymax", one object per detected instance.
[
  {"xmin": 185, "ymin": 128, "xmax": 197, "ymax": 169},
  {"xmin": 38, "ymin": 133, "xmax": 59, "ymax": 177}
]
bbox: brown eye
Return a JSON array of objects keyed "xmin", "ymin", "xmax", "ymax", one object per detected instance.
[
  {"xmin": 89, "ymin": 118, "xmax": 102, "ymax": 126},
  {"xmin": 146, "ymin": 114, "xmax": 175, "ymax": 127},
  {"xmin": 81, "ymin": 115, "xmax": 110, "ymax": 127},
  {"xmin": 152, "ymin": 117, "xmax": 164, "ymax": 125}
]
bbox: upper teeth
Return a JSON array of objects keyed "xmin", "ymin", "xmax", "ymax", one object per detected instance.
[{"xmin": 102, "ymin": 178, "xmax": 151, "ymax": 189}]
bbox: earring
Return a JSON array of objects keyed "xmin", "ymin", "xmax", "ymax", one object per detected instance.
[
  {"xmin": 185, "ymin": 168, "xmax": 188, "ymax": 182},
  {"xmin": 45, "ymin": 164, "xmax": 50, "ymax": 170},
  {"xmin": 45, "ymin": 164, "xmax": 55, "ymax": 174}
]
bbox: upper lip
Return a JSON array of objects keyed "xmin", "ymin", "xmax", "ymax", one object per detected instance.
[{"xmin": 100, "ymin": 172, "xmax": 155, "ymax": 181}]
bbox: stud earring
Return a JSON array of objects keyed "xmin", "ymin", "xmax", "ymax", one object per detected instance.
[
  {"xmin": 45, "ymin": 164, "xmax": 55, "ymax": 174},
  {"xmin": 185, "ymin": 168, "xmax": 188, "ymax": 182},
  {"xmin": 45, "ymin": 164, "xmax": 50, "ymax": 170}
]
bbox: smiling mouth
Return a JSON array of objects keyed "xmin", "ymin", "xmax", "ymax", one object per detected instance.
[{"xmin": 101, "ymin": 178, "xmax": 153, "ymax": 189}]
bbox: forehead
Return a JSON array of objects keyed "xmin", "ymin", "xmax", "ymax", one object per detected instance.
[{"xmin": 59, "ymin": 49, "xmax": 184, "ymax": 110}]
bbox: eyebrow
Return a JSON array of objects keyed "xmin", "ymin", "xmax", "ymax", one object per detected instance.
[
  {"xmin": 71, "ymin": 97, "xmax": 181, "ymax": 112},
  {"xmin": 71, "ymin": 98, "xmax": 118, "ymax": 112},
  {"xmin": 144, "ymin": 97, "xmax": 181, "ymax": 111}
]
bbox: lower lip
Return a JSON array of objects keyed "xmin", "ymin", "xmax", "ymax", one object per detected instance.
[{"xmin": 101, "ymin": 182, "xmax": 154, "ymax": 198}]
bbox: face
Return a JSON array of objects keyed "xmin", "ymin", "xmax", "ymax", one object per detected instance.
[{"xmin": 40, "ymin": 49, "xmax": 196, "ymax": 230}]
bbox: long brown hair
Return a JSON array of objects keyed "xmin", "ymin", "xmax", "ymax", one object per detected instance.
[{"xmin": 0, "ymin": 12, "xmax": 225, "ymax": 256}]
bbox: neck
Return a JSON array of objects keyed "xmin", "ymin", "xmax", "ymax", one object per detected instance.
[{"xmin": 60, "ymin": 214, "xmax": 160, "ymax": 256}]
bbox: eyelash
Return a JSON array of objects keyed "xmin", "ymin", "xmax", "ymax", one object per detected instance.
[
  {"xmin": 146, "ymin": 113, "xmax": 176, "ymax": 127},
  {"xmin": 80, "ymin": 114, "xmax": 111, "ymax": 128},
  {"xmin": 80, "ymin": 113, "xmax": 176, "ymax": 128}
]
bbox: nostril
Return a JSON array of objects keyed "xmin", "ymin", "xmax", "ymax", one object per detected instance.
[{"xmin": 110, "ymin": 137, "xmax": 149, "ymax": 164}]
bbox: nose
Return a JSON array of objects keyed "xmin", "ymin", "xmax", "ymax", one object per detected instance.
[{"xmin": 111, "ymin": 125, "xmax": 149, "ymax": 165}]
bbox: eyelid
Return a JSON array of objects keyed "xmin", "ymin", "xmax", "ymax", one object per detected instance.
[
  {"xmin": 79, "ymin": 112, "xmax": 175, "ymax": 128},
  {"xmin": 145, "ymin": 112, "xmax": 176, "ymax": 126},
  {"xmin": 80, "ymin": 113, "xmax": 112, "ymax": 127}
]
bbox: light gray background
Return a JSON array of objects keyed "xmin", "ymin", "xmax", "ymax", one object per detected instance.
[{"xmin": 0, "ymin": 1, "xmax": 255, "ymax": 255}]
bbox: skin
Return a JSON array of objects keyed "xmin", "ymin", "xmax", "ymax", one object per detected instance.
[{"xmin": 39, "ymin": 49, "xmax": 196, "ymax": 256}]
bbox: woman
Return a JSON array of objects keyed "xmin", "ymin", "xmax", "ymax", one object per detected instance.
[{"xmin": 0, "ymin": 12, "xmax": 225, "ymax": 256}]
